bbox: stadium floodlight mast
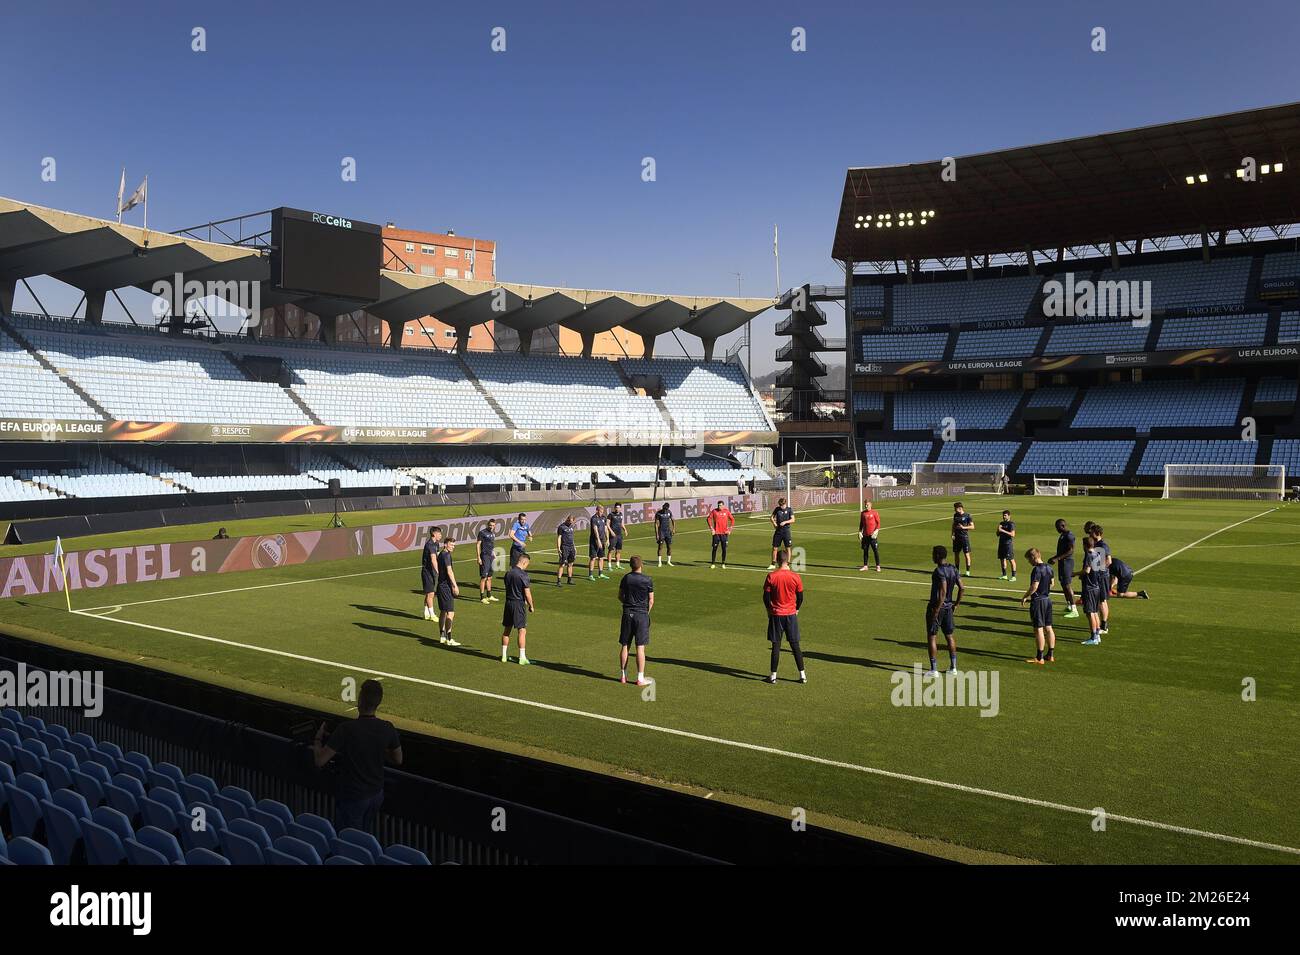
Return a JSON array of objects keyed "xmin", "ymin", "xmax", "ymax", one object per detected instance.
[
  {"xmin": 910, "ymin": 461, "xmax": 1006, "ymax": 494},
  {"xmin": 1162, "ymin": 463, "xmax": 1285, "ymax": 501},
  {"xmin": 784, "ymin": 458, "xmax": 864, "ymax": 511}
]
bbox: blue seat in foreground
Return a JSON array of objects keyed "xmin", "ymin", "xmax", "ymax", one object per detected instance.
[{"xmin": 7, "ymin": 836, "xmax": 53, "ymax": 865}]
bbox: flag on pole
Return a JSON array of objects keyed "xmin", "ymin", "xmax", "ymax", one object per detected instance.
[
  {"xmin": 54, "ymin": 536, "xmax": 71, "ymax": 612},
  {"xmin": 119, "ymin": 176, "xmax": 147, "ymax": 217}
]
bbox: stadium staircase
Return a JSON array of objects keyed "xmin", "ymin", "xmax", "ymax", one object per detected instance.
[
  {"xmin": 454, "ymin": 355, "xmax": 516, "ymax": 429},
  {"xmin": 0, "ymin": 316, "xmax": 111, "ymax": 421}
]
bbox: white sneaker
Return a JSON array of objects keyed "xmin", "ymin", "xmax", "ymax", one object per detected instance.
[
  {"xmin": 445, "ymin": 638, "xmax": 461, "ymax": 647},
  {"xmin": 924, "ymin": 668, "xmax": 939, "ymax": 678},
  {"xmin": 667, "ymin": 559, "xmax": 673, "ymax": 566},
  {"xmin": 635, "ymin": 677, "xmax": 653, "ymax": 687},
  {"xmin": 767, "ymin": 564, "xmax": 776, "ymax": 571}
]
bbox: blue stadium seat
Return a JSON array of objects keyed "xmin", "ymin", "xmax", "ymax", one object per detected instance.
[
  {"xmin": 177, "ymin": 780, "xmax": 209, "ymax": 806},
  {"xmin": 228, "ymin": 817, "xmax": 273, "ymax": 850},
  {"xmin": 385, "ymin": 844, "xmax": 432, "ymax": 865},
  {"xmin": 153, "ymin": 762, "xmax": 185, "ymax": 786},
  {"xmin": 185, "ymin": 848, "xmax": 230, "ymax": 865},
  {"xmin": 65, "ymin": 740, "xmax": 92, "ymax": 764},
  {"xmin": 114, "ymin": 761, "xmax": 147, "ymax": 785},
  {"xmin": 92, "ymin": 804, "xmax": 135, "ymax": 843},
  {"xmin": 133, "ymin": 825, "xmax": 184, "ymax": 864},
  {"xmin": 124, "ymin": 751, "xmax": 153, "ymax": 775},
  {"xmin": 83, "ymin": 820, "xmax": 128, "ymax": 866},
  {"xmin": 337, "ymin": 828, "xmax": 384, "ymax": 861},
  {"xmin": 6, "ymin": 835, "xmax": 53, "ymax": 865},
  {"xmin": 51, "ymin": 749, "xmax": 79, "ymax": 774},
  {"xmin": 213, "ymin": 792, "xmax": 249, "ymax": 822},
  {"xmin": 146, "ymin": 769, "xmax": 178, "ymax": 792},
  {"xmin": 40, "ymin": 799, "xmax": 84, "ymax": 864},
  {"xmin": 218, "ymin": 828, "xmax": 266, "ymax": 865},
  {"xmin": 295, "ymin": 812, "xmax": 336, "ymax": 844},
  {"xmin": 97, "ymin": 741, "xmax": 125, "ymax": 762},
  {"xmin": 22, "ymin": 715, "xmax": 46, "ymax": 733},
  {"xmin": 86, "ymin": 750, "xmax": 120, "ymax": 776},
  {"xmin": 184, "ymin": 773, "xmax": 219, "ymax": 801},
  {"xmin": 324, "ymin": 854, "xmax": 362, "ymax": 865},
  {"xmin": 253, "ymin": 798, "xmax": 294, "ymax": 838},
  {"xmin": 17, "ymin": 770, "xmax": 50, "ymax": 804},
  {"xmin": 44, "ymin": 723, "xmax": 70, "ymax": 744},
  {"xmin": 70, "ymin": 769, "xmax": 105, "ymax": 808},
  {"xmin": 285, "ymin": 822, "xmax": 329, "ymax": 861},
  {"xmin": 105, "ymin": 785, "xmax": 141, "ymax": 826},
  {"xmin": 13, "ymin": 746, "xmax": 41, "ymax": 776},
  {"xmin": 52, "ymin": 787, "xmax": 91, "ymax": 820},
  {"xmin": 40, "ymin": 757, "xmax": 73, "ymax": 792},
  {"xmin": 218, "ymin": 785, "xmax": 255, "ymax": 813},
  {"xmin": 266, "ymin": 847, "xmax": 306, "ymax": 865},
  {"xmin": 327, "ymin": 838, "xmax": 374, "ymax": 865},
  {"xmin": 38, "ymin": 731, "xmax": 65, "ymax": 753},
  {"xmin": 123, "ymin": 838, "xmax": 171, "ymax": 866},
  {"xmin": 0, "ymin": 726, "xmax": 22, "ymax": 747},
  {"xmin": 0, "ymin": 738, "xmax": 13, "ymax": 765},
  {"xmin": 139, "ymin": 796, "xmax": 181, "ymax": 835},
  {"xmin": 70, "ymin": 732, "xmax": 96, "ymax": 752},
  {"xmin": 273, "ymin": 835, "xmax": 322, "ymax": 866},
  {"xmin": 20, "ymin": 737, "xmax": 49, "ymax": 762}
]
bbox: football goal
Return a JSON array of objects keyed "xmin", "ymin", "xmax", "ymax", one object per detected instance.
[
  {"xmin": 1033, "ymin": 477, "xmax": 1070, "ymax": 496},
  {"xmin": 1162, "ymin": 464, "xmax": 1285, "ymax": 501},
  {"xmin": 785, "ymin": 459, "xmax": 863, "ymax": 510},
  {"xmin": 911, "ymin": 461, "xmax": 1006, "ymax": 494}
]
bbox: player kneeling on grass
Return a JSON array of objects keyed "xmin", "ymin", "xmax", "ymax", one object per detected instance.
[
  {"xmin": 996, "ymin": 510, "xmax": 1017, "ymax": 581},
  {"xmin": 1019, "ymin": 548, "xmax": 1056, "ymax": 664},
  {"xmin": 926, "ymin": 545, "xmax": 964, "ymax": 676},
  {"xmin": 1079, "ymin": 533, "xmax": 1107, "ymax": 646},
  {"xmin": 617, "ymin": 556, "xmax": 654, "ymax": 686},
  {"xmin": 555, "ymin": 514, "xmax": 578, "ymax": 586},
  {"xmin": 763, "ymin": 551, "xmax": 806, "ymax": 684},
  {"xmin": 768, "ymin": 497, "xmax": 794, "ymax": 570},
  {"xmin": 501, "ymin": 553, "xmax": 535, "ymax": 665},
  {"xmin": 1108, "ymin": 555, "xmax": 1149, "ymax": 601},
  {"xmin": 421, "ymin": 526, "xmax": 444, "ymax": 622},
  {"xmin": 436, "ymin": 539, "xmax": 461, "ymax": 647}
]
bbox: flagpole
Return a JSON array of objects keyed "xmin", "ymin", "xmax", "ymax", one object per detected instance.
[
  {"xmin": 143, "ymin": 176, "xmax": 148, "ymax": 232},
  {"xmin": 59, "ymin": 553, "xmax": 71, "ymax": 612},
  {"xmin": 117, "ymin": 168, "xmax": 126, "ymax": 224}
]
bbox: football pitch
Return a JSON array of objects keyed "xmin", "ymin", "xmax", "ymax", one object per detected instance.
[{"xmin": 3, "ymin": 495, "xmax": 1298, "ymax": 864}]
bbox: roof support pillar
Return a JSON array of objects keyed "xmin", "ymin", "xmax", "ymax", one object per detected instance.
[
  {"xmin": 700, "ymin": 336, "xmax": 718, "ymax": 361},
  {"xmin": 1024, "ymin": 246, "xmax": 1036, "ymax": 276},
  {"xmin": 385, "ymin": 318, "xmax": 404, "ymax": 350},
  {"xmin": 319, "ymin": 314, "xmax": 340, "ymax": 345},
  {"xmin": 1108, "ymin": 237, "xmax": 1119, "ymax": 271},
  {"xmin": 85, "ymin": 290, "xmax": 106, "ymax": 326},
  {"xmin": 964, "ymin": 253, "xmax": 973, "ymax": 280},
  {"xmin": 639, "ymin": 333, "xmax": 656, "ymax": 360},
  {"xmin": 1201, "ymin": 228, "xmax": 1211, "ymax": 262},
  {"xmin": 580, "ymin": 331, "xmax": 595, "ymax": 358},
  {"xmin": 0, "ymin": 279, "xmax": 14, "ymax": 315},
  {"xmin": 517, "ymin": 329, "xmax": 533, "ymax": 356},
  {"xmin": 456, "ymin": 333, "xmax": 469, "ymax": 355}
]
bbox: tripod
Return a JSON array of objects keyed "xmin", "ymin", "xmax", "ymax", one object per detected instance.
[
  {"xmin": 463, "ymin": 479, "xmax": 478, "ymax": 517},
  {"xmin": 327, "ymin": 495, "xmax": 345, "ymax": 529}
]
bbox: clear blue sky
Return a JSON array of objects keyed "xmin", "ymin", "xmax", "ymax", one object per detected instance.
[{"xmin": 2, "ymin": 0, "xmax": 1297, "ymax": 371}]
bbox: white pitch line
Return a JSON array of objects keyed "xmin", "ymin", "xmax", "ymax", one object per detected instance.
[
  {"xmin": 70, "ymin": 608, "xmax": 1300, "ymax": 859},
  {"xmin": 1136, "ymin": 508, "xmax": 1278, "ymax": 575}
]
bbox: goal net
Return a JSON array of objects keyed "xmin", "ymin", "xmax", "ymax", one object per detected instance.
[
  {"xmin": 911, "ymin": 461, "xmax": 1006, "ymax": 494},
  {"xmin": 1034, "ymin": 477, "xmax": 1070, "ymax": 496},
  {"xmin": 1163, "ymin": 464, "xmax": 1285, "ymax": 501},
  {"xmin": 785, "ymin": 459, "xmax": 863, "ymax": 510}
]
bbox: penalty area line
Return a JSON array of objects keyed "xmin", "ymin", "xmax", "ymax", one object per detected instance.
[
  {"xmin": 70, "ymin": 608, "xmax": 1300, "ymax": 859},
  {"xmin": 1136, "ymin": 508, "xmax": 1278, "ymax": 575}
]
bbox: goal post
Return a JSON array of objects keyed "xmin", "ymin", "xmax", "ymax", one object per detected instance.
[
  {"xmin": 784, "ymin": 459, "xmax": 864, "ymax": 511},
  {"xmin": 1162, "ymin": 464, "xmax": 1285, "ymax": 501},
  {"xmin": 911, "ymin": 461, "xmax": 1006, "ymax": 494},
  {"xmin": 1034, "ymin": 477, "xmax": 1070, "ymax": 496}
]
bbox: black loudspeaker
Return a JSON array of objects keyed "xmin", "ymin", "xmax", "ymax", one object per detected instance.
[
  {"xmin": 466, "ymin": 475, "xmax": 475, "ymax": 490},
  {"xmin": 590, "ymin": 471, "xmax": 599, "ymax": 485},
  {"xmin": 329, "ymin": 478, "xmax": 341, "ymax": 497}
]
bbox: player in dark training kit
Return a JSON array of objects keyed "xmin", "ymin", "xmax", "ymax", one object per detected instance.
[
  {"xmin": 555, "ymin": 514, "xmax": 578, "ymax": 586},
  {"xmin": 996, "ymin": 510, "xmax": 1017, "ymax": 581},
  {"xmin": 1019, "ymin": 548, "xmax": 1056, "ymax": 664},
  {"xmin": 1080, "ymin": 532, "xmax": 1107, "ymax": 645},
  {"xmin": 435, "ymin": 540, "xmax": 461, "ymax": 647},
  {"xmin": 1048, "ymin": 519, "xmax": 1079, "ymax": 618},
  {"xmin": 500, "ymin": 554, "xmax": 534, "ymax": 665},
  {"xmin": 420, "ymin": 526, "xmax": 444, "ymax": 623},
  {"xmin": 1108, "ymin": 556, "xmax": 1149, "ymax": 601},
  {"xmin": 654, "ymin": 504, "xmax": 675, "ymax": 567},
  {"xmin": 763, "ymin": 551, "xmax": 806, "ymax": 684},
  {"xmin": 925, "ymin": 544, "xmax": 964, "ymax": 675},
  {"xmin": 608, "ymin": 504, "xmax": 626, "ymax": 570},
  {"xmin": 477, "ymin": 519, "xmax": 500, "ymax": 604},
  {"xmin": 617, "ymin": 555, "xmax": 654, "ymax": 686},
  {"xmin": 951, "ymin": 503, "xmax": 974, "ymax": 577},
  {"xmin": 587, "ymin": 505, "xmax": 610, "ymax": 580},
  {"xmin": 768, "ymin": 497, "xmax": 794, "ymax": 570}
]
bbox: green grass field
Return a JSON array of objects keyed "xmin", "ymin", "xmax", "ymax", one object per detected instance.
[{"xmin": 3, "ymin": 495, "xmax": 1298, "ymax": 864}]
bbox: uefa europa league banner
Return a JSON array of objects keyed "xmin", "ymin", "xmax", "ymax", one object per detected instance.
[{"xmin": 0, "ymin": 493, "xmax": 768, "ymax": 599}]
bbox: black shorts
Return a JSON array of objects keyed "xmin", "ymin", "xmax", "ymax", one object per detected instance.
[
  {"xmin": 558, "ymin": 545, "xmax": 576, "ymax": 565},
  {"xmin": 479, "ymin": 559, "xmax": 493, "ymax": 580},
  {"xmin": 712, "ymin": 533, "xmax": 730, "ymax": 546},
  {"xmin": 502, "ymin": 601, "xmax": 528, "ymax": 631},
  {"xmin": 589, "ymin": 539, "xmax": 605, "ymax": 558},
  {"xmin": 951, "ymin": 536, "xmax": 971, "ymax": 554},
  {"xmin": 436, "ymin": 586, "xmax": 456, "ymax": 613},
  {"xmin": 1057, "ymin": 559, "xmax": 1074, "ymax": 586},
  {"xmin": 926, "ymin": 605, "xmax": 955, "ymax": 637},
  {"xmin": 1029, "ymin": 598, "xmax": 1053, "ymax": 629},
  {"xmin": 657, "ymin": 533, "xmax": 673, "ymax": 545},
  {"xmin": 611, "ymin": 532, "xmax": 624, "ymax": 549},
  {"xmin": 772, "ymin": 531, "xmax": 792, "ymax": 549},
  {"xmin": 619, "ymin": 611, "xmax": 650, "ymax": 647},
  {"xmin": 509, "ymin": 543, "xmax": 526, "ymax": 566},
  {"xmin": 767, "ymin": 614, "xmax": 801, "ymax": 644},
  {"xmin": 421, "ymin": 569, "xmax": 438, "ymax": 594},
  {"xmin": 997, "ymin": 540, "xmax": 1014, "ymax": 560},
  {"xmin": 1081, "ymin": 585, "xmax": 1104, "ymax": 614},
  {"xmin": 1114, "ymin": 572, "xmax": 1133, "ymax": 594}
]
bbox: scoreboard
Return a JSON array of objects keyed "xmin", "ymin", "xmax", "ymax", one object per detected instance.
[{"xmin": 270, "ymin": 207, "xmax": 382, "ymax": 303}]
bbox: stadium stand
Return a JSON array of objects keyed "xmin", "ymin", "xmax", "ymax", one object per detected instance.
[
  {"xmin": 891, "ymin": 275, "xmax": 1040, "ymax": 326},
  {"xmin": 863, "ymin": 441, "xmax": 934, "ymax": 474},
  {"xmin": 893, "ymin": 390, "xmax": 1020, "ymax": 431},
  {"xmin": 936, "ymin": 441, "xmax": 1022, "ymax": 464},
  {"xmin": 1155, "ymin": 314, "xmax": 1268, "ymax": 350},
  {"xmin": 619, "ymin": 358, "xmax": 770, "ymax": 432},
  {"xmin": 1100, "ymin": 256, "xmax": 1252, "ymax": 310},
  {"xmin": 0, "ymin": 326, "xmax": 100, "ymax": 421},
  {"xmin": 849, "ymin": 284, "xmax": 885, "ymax": 314},
  {"xmin": 1071, "ymin": 378, "xmax": 1244, "ymax": 431},
  {"xmin": 1279, "ymin": 311, "xmax": 1300, "ymax": 343},
  {"xmin": 1260, "ymin": 250, "xmax": 1300, "ymax": 283},
  {"xmin": 1025, "ymin": 385, "xmax": 1077, "ymax": 408},
  {"xmin": 1044, "ymin": 320, "xmax": 1148, "ymax": 355},
  {"xmin": 1019, "ymin": 441, "xmax": 1136, "ymax": 476},
  {"xmin": 1269, "ymin": 438, "xmax": 1300, "ymax": 477},
  {"xmin": 1256, "ymin": 377, "xmax": 1298, "ymax": 403},
  {"xmin": 952, "ymin": 326, "xmax": 1041, "ymax": 358},
  {"xmin": 852, "ymin": 391, "xmax": 885, "ymax": 413},
  {"xmin": 860, "ymin": 332, "xmax": 947, "ymax": 361},
  {"xmin": 1137, "ymin": 440, "xmax": 1260, "ymax": 476}
]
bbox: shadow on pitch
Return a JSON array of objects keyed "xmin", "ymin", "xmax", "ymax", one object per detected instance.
[
  {"xmin": 798, "ymin": 648, "xmax": 910, "ymax": 672},
  {"xmin": 354, "ymin": 603, "xmax": 423, "ymax": 622},
  {"xmin": 655, "ymin": 656, "xmax": 768, "ymax": 681},
  {"xmin": 353, "ymin": 621, "xmax": 441, "ymax": 649},
  {"xmin": 872, "ymin": 637, "xmax": 1026, "ymax": 662}
]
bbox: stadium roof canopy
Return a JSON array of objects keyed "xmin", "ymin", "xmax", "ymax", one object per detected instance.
[
  {"xmin": 833, "ymin": 102, "xmax": 1300, "ymax": 264},
  {"xmin": 0, "ymin": 197, "xmax": 774, "ymax": 357}
]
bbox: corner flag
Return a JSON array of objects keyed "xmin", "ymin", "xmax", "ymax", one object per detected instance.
[{"xmin": 54, "ymin": 536, "xmax": 71, "ymax": 612}]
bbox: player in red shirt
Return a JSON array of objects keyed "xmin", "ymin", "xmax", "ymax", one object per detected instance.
[
  {"xmin": 763, "ymin": 552, "xmax": 806, "ymax": 684},
  {"xmin": 707, "ymin": 500, "xmax": 735, "ymax": 569},
  {"xmin": 858, "ymin": 500, "xmax": 882, "ymax": 572}
]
